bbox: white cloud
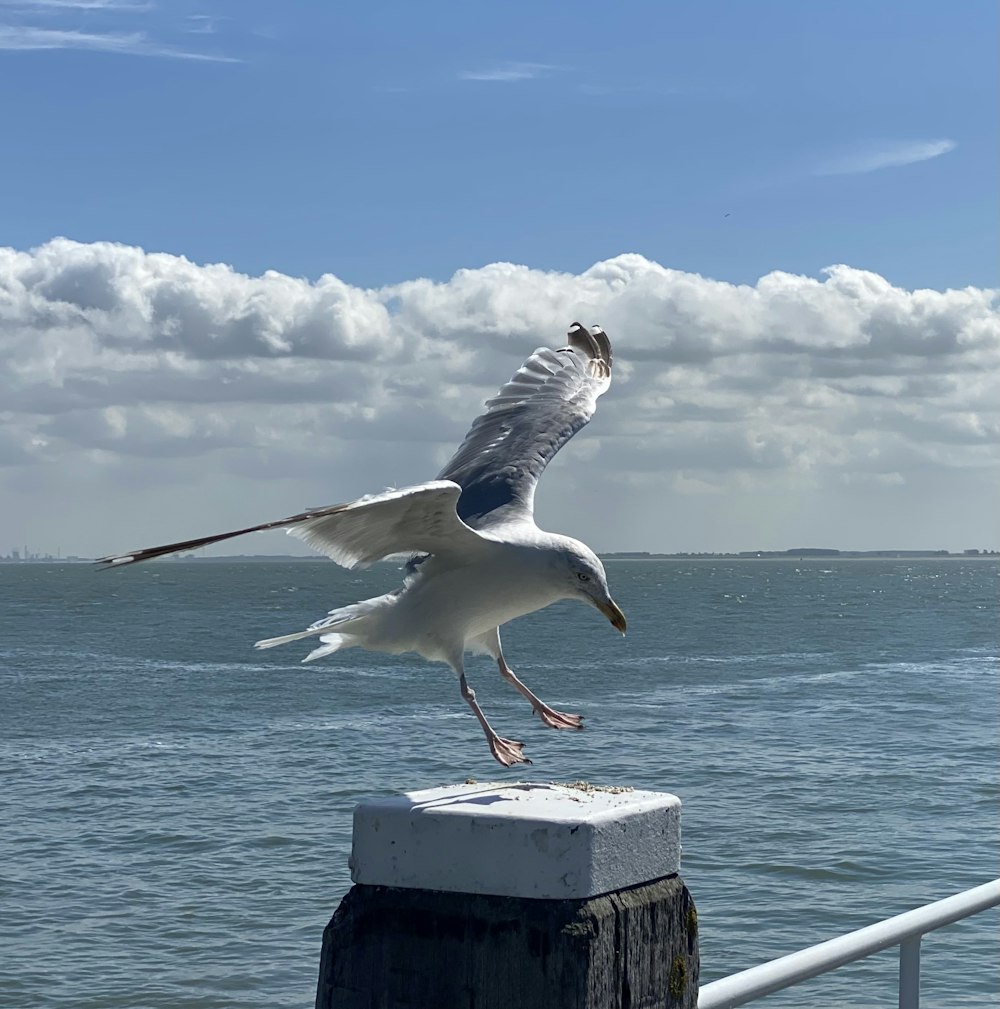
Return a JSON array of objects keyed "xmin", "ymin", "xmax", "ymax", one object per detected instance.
[
  {"xmin": 459, "ymin": 61, "xmax": 561, "ymax": 82},
  {"xmin": 815, "ymin": 139, "xmax": 957, "ymax": 176},
  {"xmin": 1, "ymin": 239, "xmax": 997, "ymax": 554},
  {"xmin": 0, "ymin": 25, "xmax": 237, "ymax": 59},
  {"xmin": 183, "ymin": 14, "xmax": 221, "ymax": 35},
  {"xmin": 0, "ymin": 0, "xmax": 148, "ymax": 9}
]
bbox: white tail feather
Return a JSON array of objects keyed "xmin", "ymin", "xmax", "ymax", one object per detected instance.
[
  {"xmin": 254, "ymin": 592, "xmax": 393, "ymax": 654},
  {"xmin": 303, "ymin": 633, "xmax": 349, "ymax": 663},
  {"xmin": 255, "ymin": 627, "xmax": 325, "ymax": 649}
]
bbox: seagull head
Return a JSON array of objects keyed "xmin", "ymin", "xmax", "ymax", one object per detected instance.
[{"xmin": 560, "ymin": 540, "xmax": 627, "ymax": 634}]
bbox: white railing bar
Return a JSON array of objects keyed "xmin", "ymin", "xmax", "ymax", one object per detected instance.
[
  {"xmin": 898, "ymin": 934, "xmax": 921, "ymax": 1009},
  {"xmin": 698, "ymin": 878, "xmax": 1000, "ymax": 1009}
]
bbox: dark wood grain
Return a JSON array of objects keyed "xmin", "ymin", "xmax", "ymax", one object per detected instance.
[{"xmin": 316, "ymin": 874, "xmax": 698, "ymax": 1009}]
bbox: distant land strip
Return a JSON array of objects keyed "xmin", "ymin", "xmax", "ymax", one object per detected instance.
[{"xmin": 3, "ymin": 548, "xmax": 998, "ymax": 563}]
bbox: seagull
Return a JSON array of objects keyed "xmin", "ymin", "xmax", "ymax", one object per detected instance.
[{"xmin": 98, "ymin": 323, "xmax": 626, "ymax": 766}]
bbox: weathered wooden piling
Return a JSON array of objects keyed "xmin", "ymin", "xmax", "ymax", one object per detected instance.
[{"xmin": 315, "ymin": 781, "xmax": 698, "ymax": 1009}]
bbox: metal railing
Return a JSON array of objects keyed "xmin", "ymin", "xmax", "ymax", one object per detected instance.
[{"xmin": 698, "ymin": 878, "xmax": 1000, "ymax": 1009}]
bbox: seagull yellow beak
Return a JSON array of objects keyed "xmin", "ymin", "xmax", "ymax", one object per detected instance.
[{"xmin": 598, "ymin": 598, "xmax": 627, "ymax": 634}]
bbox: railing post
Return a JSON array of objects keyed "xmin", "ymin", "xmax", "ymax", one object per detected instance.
[
  {"xmin": 898, "ymin": 935, "xmax": 921, "ymax": 1009},
  {"xmin": 315, "ymin": 781, "xmax": 699, "ymax": 1008}
]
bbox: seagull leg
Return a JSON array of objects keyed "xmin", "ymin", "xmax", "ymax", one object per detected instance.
[
  {"xmin": 458, "ymin": 671, "xmax": 531, "ymax": 767},
  {"xmin": 477, "ymin": 629, "xmax": 584, "ymax": 731},
  {"xmin": 497, "ymin": 656, "xmax": 584, "ymax": 730}
]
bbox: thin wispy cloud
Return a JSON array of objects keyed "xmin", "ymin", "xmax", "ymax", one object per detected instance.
[
  {"xmin": 816, "ymin": 139, "xmax": 957, "ymax": 176},
  {"xmin": 459, "ymin": 61, "xmax": 561, "ymax": 82},
  {"xmin": 0, "ymin": 0, "xmax": 149, "ymax": 9},
  {"xmin": 183, "ymin": 14, "xmax": 222, "ymax": 35},
  {"xmin": 0, "ymin": 25, "xmax": 238, "ymax": 60}
]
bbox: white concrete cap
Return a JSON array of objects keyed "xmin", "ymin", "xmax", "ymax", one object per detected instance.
[{"xmin": 349, "ymin": 781, "xmax": 681, "ymax": 900}]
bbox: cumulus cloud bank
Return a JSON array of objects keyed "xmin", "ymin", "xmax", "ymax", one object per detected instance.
[{"xmin": 1, "ymin": 238, "xmax": 997, "ymax": 553}]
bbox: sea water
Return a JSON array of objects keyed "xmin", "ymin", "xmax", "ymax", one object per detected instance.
[{"xmin": 2, "ymin": 559, "xmax": 997, "ymax": 1008}]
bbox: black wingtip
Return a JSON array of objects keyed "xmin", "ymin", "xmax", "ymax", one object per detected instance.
[
  {"xmin": 93, "ymin": 545, "xmax": 177, "ymax": 568},
  {"xmin": 93, "ymin": 556, "xmax": 133, "ymax": 569}
]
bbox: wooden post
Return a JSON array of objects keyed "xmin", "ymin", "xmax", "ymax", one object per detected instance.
[{"xmin": 315, "ymin": 782, "xmax": 698, "ymax": 1009}]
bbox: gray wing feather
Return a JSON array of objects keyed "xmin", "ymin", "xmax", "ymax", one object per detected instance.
[
  {"xmin": 97, "ymin": 482, "xmax": 488, "ymax": 569},
  {"xmin": 438, "ymin": 323, "xmax": 613, "ymax": 527}
]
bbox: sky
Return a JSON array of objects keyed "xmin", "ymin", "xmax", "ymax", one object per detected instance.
[{"xmin": 0, "ymin": 0, "xmax": 997, "ymax": 557}]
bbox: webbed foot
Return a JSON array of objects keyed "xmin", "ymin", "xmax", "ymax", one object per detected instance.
[{"xmin": 489, "ymin": 735, "xmax": 532, "ymax": 767}]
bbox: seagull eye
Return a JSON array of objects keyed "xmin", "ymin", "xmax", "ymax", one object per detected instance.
[{"xmin": 577, "ymin": 572, "xmax": 590, "ymax": 582}]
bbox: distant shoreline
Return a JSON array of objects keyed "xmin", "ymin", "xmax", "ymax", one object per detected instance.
[
  {"xmin": 601, "ymin": 550, "xmax": 999, "ymax": 560},
  {"xmin": 3, "ymin": 552, "xmax": 997, "ymax": 565},
  {"xmin": 601, "ymin": 553, "xmax": 999, "ymax": 561}
]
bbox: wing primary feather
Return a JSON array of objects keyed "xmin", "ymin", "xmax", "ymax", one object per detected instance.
[
  {"xmin": 437, "ymin": 323, "xmax": 613, "ymax": 527},
  {"xmin": 96, "ymin": 481, "xmax": 481, "ymax": 569},
  {"xmin": 94, "ymin": 518, "xmax": 305, "ymax": 567}
]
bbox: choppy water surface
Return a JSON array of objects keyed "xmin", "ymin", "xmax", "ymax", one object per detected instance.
[{"xmin": 2, "ymin": 559, "xmax": 997, "ymax": 1008}]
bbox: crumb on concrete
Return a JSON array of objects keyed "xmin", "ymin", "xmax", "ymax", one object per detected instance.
[{"xmin": 558, "ymin": 780, "xmax": 635, "ymax": 794}]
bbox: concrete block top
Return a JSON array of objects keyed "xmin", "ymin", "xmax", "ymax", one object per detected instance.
[{"xmin": 350, "ymin": 781, "xmax": 681, "ymax": 900}]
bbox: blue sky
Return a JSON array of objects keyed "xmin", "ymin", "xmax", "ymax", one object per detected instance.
[
  {"xmin": 2, "ymin": 0, "xmax": 996, "ymax": 290},
  {"xmin": 1, "ymin": 0, "xmax": 998, "ymax": 556}
]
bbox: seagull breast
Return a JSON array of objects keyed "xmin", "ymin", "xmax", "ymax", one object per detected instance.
[{"xmin": 381, "ymin": 538, "xmax": 564, "ymax": 656}]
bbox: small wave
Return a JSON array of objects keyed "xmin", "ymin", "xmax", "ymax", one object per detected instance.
[
  {"xmin": 242, "ymin": 835, "xmax": 302, "ymax": 849},
  {"xmin": 632, "ymin": 651, "xmax": 833, "ymax": 668},
  {"xmin": 740, "ymin": 859, "xmax": 884, "ymax": 882}
]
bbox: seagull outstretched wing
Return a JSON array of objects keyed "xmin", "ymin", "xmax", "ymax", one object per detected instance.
[
  {"xmin": 96, "ymin": 481, "xmax": 487, "ymax": 568},
  {"xmin": 437, "ymin": 322, "xmax": 613, "ymax": 528}
]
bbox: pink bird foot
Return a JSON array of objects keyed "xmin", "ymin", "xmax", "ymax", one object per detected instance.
[
  {"xmin": 533, "ymin": 704, "xmax": 584, "ymax": 730},
  {"xmin": 489, "ymin": 734, "xmax": 532, "ymax": 767}
]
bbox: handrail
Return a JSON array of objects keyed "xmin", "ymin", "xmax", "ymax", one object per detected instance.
[{"xmin": 698, "ymin": 878, "xmax": 1000, "ymax": 1009}]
